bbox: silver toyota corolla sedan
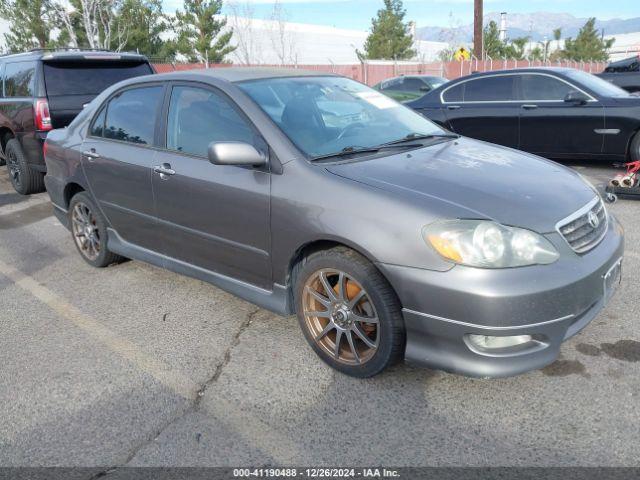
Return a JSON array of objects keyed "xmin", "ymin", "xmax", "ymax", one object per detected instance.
[{"xmin": 43, "ymin": 68, "xmax": 624, "ymax": 378}]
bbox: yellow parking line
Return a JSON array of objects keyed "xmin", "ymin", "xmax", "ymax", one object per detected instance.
[
  {"xmin": 0, "ymin": 259, "xmax": 302, "ymax": 462},
  {"xmin": 0, "ymin": 259, "xmax": 198, "ymax": 400}
]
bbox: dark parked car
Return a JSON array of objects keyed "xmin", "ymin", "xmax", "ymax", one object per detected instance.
[
  {"xmin": 0, "ymin": 49, "xmax": 154, "ymax": 195},
  {"xmin": 409, "ymin": 68, "xmax": 640, "ymax": 162},
  {"xmin": 374, "ymin": 75, "xmax": 447, "ymax": 102},
  {"xmin": 44, "ymin": 68, "xmax": 623, "ymax": 378},
  {"xmin": 597, "ymin": 55, "xmax": 640, "ymax": 94}
]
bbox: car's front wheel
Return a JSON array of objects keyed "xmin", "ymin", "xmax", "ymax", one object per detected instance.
[
  {"xmin": 630, "ymin": 133, "xmax": 640, "ymax": 162},
  {"xmin": 69, "ymin": 192, "xmax": 122, "ymax": 268},
  {"xmin": 294, "ymin": 247, "xmax": 405, "ymax": 377}
]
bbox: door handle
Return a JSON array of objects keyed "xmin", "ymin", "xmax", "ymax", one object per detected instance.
[
  {"xmin": 522, "ymin": 104, "xmax": 538, "ymax": 110},
  {"xmin": 447, "ymin": 105, "xmax": 461, "ymax": 110},
  {"xmin": 153, "ymin": 163, "xmax": 176, "ymax": 179},
  {"xmin": 82, "ymin": 149, "xmax": 100, "ymax": 160}
]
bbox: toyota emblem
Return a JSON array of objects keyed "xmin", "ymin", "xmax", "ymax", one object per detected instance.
[{"xmin": 588, "ymin": 211, "xmax": 600, "ymax": 229}]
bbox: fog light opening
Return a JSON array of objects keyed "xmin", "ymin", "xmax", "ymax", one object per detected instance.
[{"xmin": 467, "ymin": 334, "xmax": 533, "ymax": 350}]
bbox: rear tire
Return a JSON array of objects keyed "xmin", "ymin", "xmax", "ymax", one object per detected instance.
[
  {"xmin": 5, "ymin": 138, "xmax": 45, "ymax": 195},
  {"xmin": 293, "ymin": 246, "xmax": 405, "ymax": 378},
  {"xmin": 630, "ymin": 133, "xmax": 640, "ymax": 162},
  {"xmin": 69, "ymin": 192, "xmax": 123, "ymax": 268}
]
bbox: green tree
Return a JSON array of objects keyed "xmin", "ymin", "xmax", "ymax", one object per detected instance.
[
  {"xmin": 482, "ymin": 20, "xmax": 503, "ymax": 59},
  {"xmin": 561, "ymin": 18, "xmax": 614, "ymax": 61},
  {"xmin": 0, "ymin": 0, "xmax": 54, "ymax": 51},
  {"xmin": 553, "ymin": 28, "xmax": 562, "ymax": 42},
  {"xmin": 503, "ymin": 36, "xmax": 528, "ymax": 60},
  {"xmin": 174, "ymin": 0, "xmax": 235, "ymax": 64},
  {"xmin": 363, "ymin": 0, "xmax": 415, "ymax": 60},
  {"xmin": 111, "ymin": 0, "xmax": 173, "ymax": 58}
]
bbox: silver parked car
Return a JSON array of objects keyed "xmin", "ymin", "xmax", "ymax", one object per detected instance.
[{"xmin": 43, "ymin": 68, "xmax": 624, "ymax": 378}]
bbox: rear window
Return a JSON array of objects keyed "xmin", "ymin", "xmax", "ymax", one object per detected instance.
[
  {"xmin": 4, "ymin": 61, "xmax": 36, "ymax": 97},
  {"xmin": 43, "ymin": 62, "xmax": 152, "ymax": 97}
]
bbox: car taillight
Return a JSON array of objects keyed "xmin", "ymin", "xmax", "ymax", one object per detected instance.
[{"xmin": 34, "ymin": 98, "xmax": 52, "ymax": 131}]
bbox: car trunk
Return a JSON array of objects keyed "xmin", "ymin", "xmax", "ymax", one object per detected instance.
[{"xmin": 42, "ymin": 60, "xmax": 153, "ymax": 128}]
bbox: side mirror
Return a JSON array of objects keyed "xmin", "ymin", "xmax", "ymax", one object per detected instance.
[
  {"xmin": 564, "ymin": 90, "xmax": 589, "ymax": 105},
  {"xmin": 208, "ymin": 142, "xmax": 267, "ymax": 167},
  {"xmin": 419, "ymin": 86, "xmax": 431, "ymax": 92}
]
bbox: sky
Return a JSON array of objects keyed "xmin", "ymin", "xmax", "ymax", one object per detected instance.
[{"xmin": 164, "ymin": 0, "xmax": 640, "ymax": 31}]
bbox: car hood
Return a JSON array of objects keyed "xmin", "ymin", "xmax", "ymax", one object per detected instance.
[{"xmin": 325, "ymin": 138, "xmax": 597, "ymax": 233}]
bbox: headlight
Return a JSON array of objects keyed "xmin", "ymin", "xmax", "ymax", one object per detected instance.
[{"xmin": 423, "ymin": 220, "xmax": 559, "ymax": 268}]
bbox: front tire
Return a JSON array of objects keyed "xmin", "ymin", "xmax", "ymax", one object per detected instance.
[
  {"xmin": 69, "ymin": 192, "xmax": 122, "ymax": 268},
  {"xmin": 630, "ymin": 132, "xmax": 640, "ymax": 162},
  {"xmin": 5, "ymin": 138, "xmax": 45, "ymax": 195},
  {"xmin": 293, "ymin": 246, "xmax": 405, "ymax": 378}
]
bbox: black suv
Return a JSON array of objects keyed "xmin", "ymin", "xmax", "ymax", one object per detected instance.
[{"xmin": 0, "ymin": 49, "xmax": 154, "ymax": 194}]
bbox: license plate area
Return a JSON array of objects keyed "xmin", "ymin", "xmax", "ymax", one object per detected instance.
[{"xmin": 603, "ymin": 258, "xmax": 623, "ymax": 305}]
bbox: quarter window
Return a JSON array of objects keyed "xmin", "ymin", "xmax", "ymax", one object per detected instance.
[
  {"xmin": 4, "ymin": 61, "xmax": 36, "ymax": 97},
  {"xmin": 90, "ymin": 107, "xmax": 106, "ymax": 137},
  {"xmin": 166, "ymin": 86, "xmax": 256, "ymax": 157},
  {"xmin": 520, "ymin": 75, "xmax": 573, "ymax": 101},
  {"xmin": 442, "ymin": 83, "xmax": 464, "ymax": 102},
  {"xmin": 464, "ymin": 76, "xmax": 515, "ymax": 102},
  {"xmin": 103, "ymin": 86, "xmax": 163, "ymax": 145}
]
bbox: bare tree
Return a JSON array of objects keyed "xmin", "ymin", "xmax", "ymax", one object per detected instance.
[
  {"xmin": 266, "ymin": 0, "xmax": 297, "ymax": 65},
  {"xmin": 228, "ymin": 1, "xmax": 261, "ymax": 65},
  {"xmin": 53, "ymin": 0, "xmax": 79, "ymax": 47},
  {"xmin": 54, "ymin": 0, "xmax": 129, "ymax": 51}
]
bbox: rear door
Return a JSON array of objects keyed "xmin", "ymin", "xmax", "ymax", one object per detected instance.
[
  {"xmin": 81, "ymin": 84, "xmax": 165, "ymax": 252},
  {"xmin": 517, "ymin": 73, "xmax": 604, "ymax": 156},
  {"xmin": 42, "ymin": 60, "xmax": 153, "ymax": 128},
  {"xmin": 441, "ymin": 74, "xmax": 520, "ymax": 148}
]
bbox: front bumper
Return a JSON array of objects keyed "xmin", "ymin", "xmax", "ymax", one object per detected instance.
[{"xmin": 378, "ymin": 215, "xmax": 625, "ymax": 378}]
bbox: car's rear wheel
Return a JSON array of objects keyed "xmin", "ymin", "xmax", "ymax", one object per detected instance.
[
  {"xmin": 630, "ymin": 132, "xmax": 640, "ymax": 162},
  {"xmin": 294, "ymin": 247, "xmax": 405, "ymax": 377},
  {"xmin": 5, "ymin": 139, "xmax": 45, "ymax": 195},
  {"xmin": 69, "ymin": 192, "xmax": 122, "ymax": 268}
]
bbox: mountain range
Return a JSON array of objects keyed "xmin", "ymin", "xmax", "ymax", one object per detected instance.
[{"xmin": 417, "ymin": 12, "xmax": 640, "ymax": 43}]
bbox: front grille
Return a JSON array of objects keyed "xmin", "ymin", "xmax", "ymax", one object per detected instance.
[{"xmin": 556, "ymin": 198, "xmax": 608, "ymax": 254}]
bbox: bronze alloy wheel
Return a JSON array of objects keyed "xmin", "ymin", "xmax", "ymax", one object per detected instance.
[
  {"xmin": 71, "ymin": 202, "xmax": 101, "ymax": 261},
  {"xmin": 302, "ymin": 269, "xmax": 379, "ymax": 365}
]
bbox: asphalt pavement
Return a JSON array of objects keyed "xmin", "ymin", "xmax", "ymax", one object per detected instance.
[{"xmin": 0, "ymin": 161, "xmax": 639, "ymax": 470}]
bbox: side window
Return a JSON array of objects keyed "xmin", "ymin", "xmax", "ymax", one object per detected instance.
[
  {"xmin": 90, "ymin": 107, "xmax": 106, "ymax": 137},
  {"xmin": 103, "ymin": 86, "xmax": 163, "ymax": 145},
  {"xmin": 4, "ymin": 61, "xmax": 36, "ymax": 97},
  {"xmin": 464, "ymin": 76, "xmax": 515, "ymax": 102},
  {"xmin": 442, "ymin": 83, "xmax": 465, "ymax": 102},
  {"xmin": 520, "ymin": 74, "xmax": 574, "ymax": 101},
  {"xmin": 400, "ymin": 78, "xmax": 426, "ymax": 92},
  {"xmin": 166, "ymin": 86, "xmax": 257, "ymax": 158}
]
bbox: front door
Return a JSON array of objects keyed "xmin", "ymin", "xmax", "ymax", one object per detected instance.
[
  {"xmin": 441, "ymin": 74, "xmax": 520, "ymax": 148},
  {"xmin": 517, "ymin": 73, "xmax": 604, "ymax": 156},
  {"xmin": 81, "ymin": 84, "xmax": 165, "ymax": 252},
  {"xmin": 152, "ymin": 84, "xmax": 271, "ymax": 288}
]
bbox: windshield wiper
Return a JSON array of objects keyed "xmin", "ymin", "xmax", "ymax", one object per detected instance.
[
  {"xmin": 310, "ymin": 143, "xmax": 423, "ymax": 161},
  {"xmin": 380, "ymin": 132, "xmax": 459, "ymax": 147}
]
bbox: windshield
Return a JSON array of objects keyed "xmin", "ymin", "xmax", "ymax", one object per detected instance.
[
  {"xmin": 565, "ymin": 70, "xmax": 630, "ymax": 97},
  {"xmin": 238, "ymin": 76, "xmax": 445, "ymax": 158}
]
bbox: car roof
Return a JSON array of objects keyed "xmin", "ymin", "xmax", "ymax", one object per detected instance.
[
  {"xmin": 0, "ymin": 49, "xmax": 148, "ymax": 63},
  {"xmin": 462, "ymin": 67, "xmax": 575, "ymax": 79},
  {"xmin": 156, "ymin": 67, "xmax": 340, "ymax": 83}
]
